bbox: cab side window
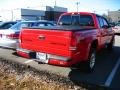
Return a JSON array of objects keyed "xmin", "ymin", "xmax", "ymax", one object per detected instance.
[
  {"xmin": 97, "ymin": 16, "xmax": 109, "ymax": 29},
  {"xmin": 102, "ymin": 18, "xmax": 109, "ymax": 26},
  {"xmin": 97, "ymin": 16, "xmax": 104, "ymax": 28}
]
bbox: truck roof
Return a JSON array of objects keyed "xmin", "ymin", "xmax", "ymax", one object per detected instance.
[{"xmin": 61, "ymin": 12, "xmax": 95, "ymax": 15}]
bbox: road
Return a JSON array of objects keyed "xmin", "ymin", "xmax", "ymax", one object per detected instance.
[{"xmin": 0, "ymin": 36, "xmax": 120, "ymax": 89}]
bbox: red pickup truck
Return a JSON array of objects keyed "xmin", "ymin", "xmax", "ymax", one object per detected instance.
[{"xmin": 17, "ymin": 12, "xmax": 114, "ymax": 72}]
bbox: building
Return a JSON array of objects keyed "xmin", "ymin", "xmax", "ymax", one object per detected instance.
[
  {"xmin": 0, "ymin": 6, "xmax": 67, "ymax": 21},
  {"xmin": 21, "ymin": 9, "xmax": 45, "ymax": 20},
  {"xmin": 108, "ymin": 11, "xmax": 120, "ymax": 23},
  {"xmin": 45, "ymin": 6, "xmax": 67, "ymax": 21}
]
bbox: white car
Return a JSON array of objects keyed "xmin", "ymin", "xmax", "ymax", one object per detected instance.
[
  {"xmin": 113, "ymin": 23, "xmax": 120, "ymax": 34},
  {"xmin": 0, "ymin": 21, "xmax": 54, "ymax": 49}
]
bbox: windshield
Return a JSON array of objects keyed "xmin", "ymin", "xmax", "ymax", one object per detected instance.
[{"xmin": 58, "ymin": 14, "xmax": 94, "ymax": 27}]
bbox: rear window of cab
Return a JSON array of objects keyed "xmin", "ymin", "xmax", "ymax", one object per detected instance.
[{"xmin": 58, "ymin": 14, "xmax": 94, "ymax": 27}]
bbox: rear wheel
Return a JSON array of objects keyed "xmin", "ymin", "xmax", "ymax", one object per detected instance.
[{"xmin": 85, "ymin": 48, "xmax": 96, "ymax": 73}]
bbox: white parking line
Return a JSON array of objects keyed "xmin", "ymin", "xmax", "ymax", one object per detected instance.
[
  {"xmin": 24, "ymin": 60, "xmax": 33, "ymax": 64},
  {"xmin": 104, "ymin": 58, "xmax": 120, "ymax": 87}
]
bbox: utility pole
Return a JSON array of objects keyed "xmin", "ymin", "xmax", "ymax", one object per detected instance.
[
  {"xmin": 107, "ymin": 9, "xmax": 111, "ymax": 22},
  {"xmin": 55, "ymin": 0, "xmax": 57, "ymax": 6},
  {"xmin": 11, "ymin": 10, "xmax": 13, "ymax": 21},
  {"xmin": 76, "ymin": 2, "xmax": 80, "ymax": 12}
]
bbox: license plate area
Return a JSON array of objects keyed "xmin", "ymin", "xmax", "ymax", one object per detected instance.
[{"xmin": 36, "ymin": 52, "xmax": 48, "ymax": 63}]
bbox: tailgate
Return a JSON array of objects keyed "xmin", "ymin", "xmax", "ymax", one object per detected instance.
[{"xmin": 20, "ymin": 28, "xmax": 73, "ymax": 57}]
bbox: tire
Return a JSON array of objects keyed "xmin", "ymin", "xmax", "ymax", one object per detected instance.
[
  {"xmin": 107, "ymin": 38, "xmax": 115, "ymax": 51},
  {"xmin": 85, "ymin": 48, "xmax": 96, "ymax": 73}
]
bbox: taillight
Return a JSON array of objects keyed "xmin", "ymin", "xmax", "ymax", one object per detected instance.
[
  {"xmin": 69, "ymin": 34, "xmax": 77, "ymax": 51},
  {"xmin": 19, "ymin": 32, "xmax": 22, "ymax": 43},
  {"xmin": 69, "ymin": 33, "xmax": 85, "ymax": 51},
  {"xmin": 6, "ymin": 33, "xmax": 19, "ymax": 39}
]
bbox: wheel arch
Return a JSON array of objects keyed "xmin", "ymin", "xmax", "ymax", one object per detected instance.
[
  {"xmin": 91, "ymin": 39, "xmax": 98, "ymax": 49},
  {"xmin": 84, "ymin": 39, "xmax": 98, "ymax": 60}
]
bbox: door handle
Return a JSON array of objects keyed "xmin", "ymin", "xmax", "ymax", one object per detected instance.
[{"xmin": 38, "ymin": 35, "xmax": 45, "ymax": 40}]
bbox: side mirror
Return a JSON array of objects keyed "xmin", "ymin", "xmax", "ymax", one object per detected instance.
[
  {"xmin": 109, "ymin": 24, "xmax": 115, "ymax": 27},
  {"xmin": 109, "ymin": 23, "xmax": 115, "ymax": 27}
]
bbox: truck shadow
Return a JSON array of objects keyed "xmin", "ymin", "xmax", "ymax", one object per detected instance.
[{"xmin": 68, "ymin": 46, "xmax": 120, "ymax": 89}]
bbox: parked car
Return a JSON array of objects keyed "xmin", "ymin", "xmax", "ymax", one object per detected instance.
[
  {"xmin": 0, "ymin": 20, "xmax": 54, "ymax": 49},
  {"xmin": 0, "ymin": 21, "xmax": 17, "ymax": 29},
  {"xmin": 113, "ymin": 22, "xmax": 120, "ymax": 35}
]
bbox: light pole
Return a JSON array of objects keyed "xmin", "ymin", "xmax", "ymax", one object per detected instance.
[
  {"xmin": 76, "ymin": 2, "xmax": 80, "ymax": 12},
  {"xmin": 11, "ymin": 10, "xmax": 13, "ymax": 21},
  {"xmin": 54, "ymin": 0, "xmax": 57, "ymax": 6}
]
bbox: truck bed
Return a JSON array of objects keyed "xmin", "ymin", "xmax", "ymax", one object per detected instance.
[{"xmin": 27, "ymin": 25, "xmax": 96, "ymax": 31}]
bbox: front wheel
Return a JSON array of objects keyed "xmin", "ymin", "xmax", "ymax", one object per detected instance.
[{"xmin": 107, "ymin": 38, "xmax": 115, "ymax": 51}]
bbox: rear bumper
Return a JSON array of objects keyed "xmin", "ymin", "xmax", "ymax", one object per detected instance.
[
  {"xmin": 17, "ymin": 48, "xmax": 36, "ymax": 58},
  {"xmin": 17, "ymin": 48, "xmax": 74, "ymax": 67},
  {"xmin": 0, "ymin": 39, "xmax": 18, "ymax": 49},
  {"xmin": 48, "ymin": 59, "xmax": 72, "ymax": 67}
]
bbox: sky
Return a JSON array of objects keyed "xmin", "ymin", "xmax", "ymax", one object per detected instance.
[
  {"xmin": 0, "ymin": 0, "xmax": 120, "ymax": 13},
  {"xmin": 0, "ymin": 0, "xmax": 120, "ymax": 21}
]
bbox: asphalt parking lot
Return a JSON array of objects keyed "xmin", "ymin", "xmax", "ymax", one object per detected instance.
[{"xmin": 0, "ymin": 36, "xmax": 120, "ymax": 90}]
